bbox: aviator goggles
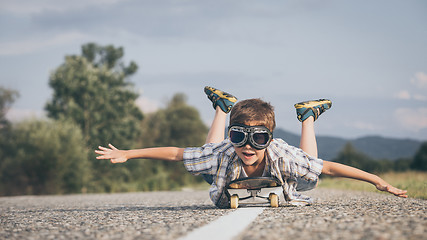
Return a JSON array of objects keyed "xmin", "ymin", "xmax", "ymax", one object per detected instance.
[{"xmin": 228, "ymin": 124, "xmax": 273, "ymax": 150}]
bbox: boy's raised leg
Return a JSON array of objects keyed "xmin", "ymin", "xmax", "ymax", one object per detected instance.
[
  {"xmin": 204, "ymin": 86, "xmax": 237, "ymax": 144},
  {"xmin": 206, "ymin": 107, "xmax": 228, "ymax": 143},
  {"xmin": 300, "ymin": 117, "xmax": 318, "ymax": 158},
  {"xmin": 295, "ymin": 99, "xmax": 332, "ymax": 158}
]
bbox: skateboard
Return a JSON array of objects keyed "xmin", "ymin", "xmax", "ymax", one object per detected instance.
[{"xmin": 226, "ymin": 177, "xmax": 283, "ymax": 209}]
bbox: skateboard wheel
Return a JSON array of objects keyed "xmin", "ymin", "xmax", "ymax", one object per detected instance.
[
  {"xmin": 230, "ymin": 195, "xmax": 239, "ymax": 209},
  {"xmin": 269, "ymin": 193, "xmax": 279, "ymax": 208}
]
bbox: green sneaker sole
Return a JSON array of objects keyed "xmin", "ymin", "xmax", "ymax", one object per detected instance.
[
  {"xmin": 204, "ymin": 86, "xmax": 237, "ymax": 113},
  {"xmin": 294, "ymin": 99, "xmax": 332, "ymax": 122}
]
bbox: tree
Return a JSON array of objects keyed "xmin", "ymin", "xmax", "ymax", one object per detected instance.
[
  {"xmin": 0, "ymin": 87, "xmax": 19, "ymax": 130},
  {"xmin": 45, "ymin": 43, "xmax": 142, "ymax": 149},
  {"xmin": 333, "ymin": 142, "xmax": 393, "ymax": 173},
  {"xmin": 0, "ymin": 120, "xmax": 90, "ymax": 195},
  {"xmin": 411, "ymin": 142, "xmax": 427, "ymax": 171},
  {"xmin": 45, "ymin": 43, "xmax": 144, "ymax": 193},
  {"xmin": 135, "ymin": 93, "xmax": 209, "ymax": 189},
  {"xmin": 0, "ymin": 87, "xmax": 19, "ymax": 194},
  {"xmin": 334, "ymin": 143, "xmax": 370, "ymax": 169},
  {"xmin": 140, "ymin": 93, "xmax": 208, "ymax": 148},
  {"xmin": 393, "ymin": 158, "xmax": 412, "ymax": 171}
]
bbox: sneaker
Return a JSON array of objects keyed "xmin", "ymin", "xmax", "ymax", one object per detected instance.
[
  {"xmin": 294, "ymin": 99, "xmax": 332, "ymax": 122},
  {"xmin": 288, "ymin": 192, "xmax": 313, "ymax": 206},
  {"xmin": 204, "ymin": 86, "xmax": 237, "ymax": 113}
]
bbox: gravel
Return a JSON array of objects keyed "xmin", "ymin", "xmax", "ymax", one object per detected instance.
[
  {"xmin": 1, "ymin": 189, "xmax": 425, "ymax": 240},
  {"xmin": 238, "ymin": 189, "xmax": 426, "ymax": 240},
  {"xmin": 0, "ymin": 191, "xmax": 229, "ymax": 240}
]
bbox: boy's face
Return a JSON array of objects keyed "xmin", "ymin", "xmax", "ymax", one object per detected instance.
[
  {"xmin": 234, "ymin": 144, "xmax": 266, "ymax": 167},
  {"xmin": 230, "ymin": 121, "xmax": 269, "ymax": 166}
]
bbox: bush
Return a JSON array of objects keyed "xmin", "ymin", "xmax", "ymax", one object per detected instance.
[
  {"xmin": 411, "ymin": 142, "xmax": 427, "ymax": 171},
  {"xmin": 333, "ymin": 142, "xmax": 396, "ymax": 174},
  {"xmin": 0, "ymin": 119, "xmax": 91, "ymax": 195}
]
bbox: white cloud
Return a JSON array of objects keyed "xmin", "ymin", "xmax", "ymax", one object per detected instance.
[
  {"xmin": 411, "ymin": 72, "xmax": 427, "ymax": 89},
  {"xmin": 395, "ymin": 72, "xmax": 427, "ymax": 101},
  {"xmin": 1, "ymin": 0, "xmax": 122, "ymax": 14},
  {"xmin": 0, "ymin": 31, "xmax": 89, "ymax": 56},
  {"xmin": 136, "ymin": 97, "xmax": 160, "ymax": 114},
  {"xmin": 395, "ymin": 90, "xmax": 411, "ymax": 100},
  {"xmin": 413, "ymin": 94, "xmax": 427, "ymax": 101},
  {"xmin": 394, "ymin": 108, "xmax": 427, "ymax": 132}
]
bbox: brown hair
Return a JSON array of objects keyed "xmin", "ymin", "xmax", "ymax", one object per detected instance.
[{"xmin": 229, "ymin": 98, "xmax": 276, "ymax": 131}]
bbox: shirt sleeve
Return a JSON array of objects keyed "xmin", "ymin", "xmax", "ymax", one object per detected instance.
[
  {"xmin": 291, "ymin": 144, "xmax": 323, "ymax": 180},
  {"xmin": 183, "ymin": 141, "xmax": 230, "ymax": 176},
  {"xmin": 270, "ymin": 139, "xmax": 323, "ymax": 190}
]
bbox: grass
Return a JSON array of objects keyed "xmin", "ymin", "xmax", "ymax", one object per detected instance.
[
  {"xmin": 179, "ymin": 171, "xmax": 427, "ymax": 200},
  {"xmin": 318, "ymin": 171, "xmax": 427, "ymax": 200}
]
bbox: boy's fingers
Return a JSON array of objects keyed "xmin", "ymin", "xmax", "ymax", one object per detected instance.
[
  {"xmin": 396, "ymin": 192, "xmax": 408, "ymax": 198},
  {"xmin": 95, "ymin": 149, "xmax": 110, "ymax": 155},
  {"xmin": 398, "ymin": 190, "xmax": 408, "ymax": 198},
  {"xmin": 390, "ymin": 187, "xmax": 408, "ymax": 198},
  {"xmin": 98, "ymin": 146, "xmax": 110, "ymax": 151},
  {"xmin": 94, "ymin": 151, "xmax": 108, "ymax": 156},
  {"xmin": 109, "ymin": 144, "xmax": 118, "ymax": 150}
]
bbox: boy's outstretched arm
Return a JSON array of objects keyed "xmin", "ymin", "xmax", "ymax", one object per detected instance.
[
  {"xmin": 95, "ymin": 144, "xmax": 184, "ymax": 163},
  {"xmin": 322, "ymin": 161, "xmax": 408, "ymax": 198}
]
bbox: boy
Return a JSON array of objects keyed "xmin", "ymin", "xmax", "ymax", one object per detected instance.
[{"xmin": 95, "ymin": 87, "xmax": 407, "ymax": 208}]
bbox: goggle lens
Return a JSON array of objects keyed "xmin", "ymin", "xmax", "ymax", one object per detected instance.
[
  {"xmin": 229, "ymin": 130, "xmax": 246, "ymax": 144},
  {"xmin": 252, "ymin": 132, "xmax": 270, "ymax": 145}
]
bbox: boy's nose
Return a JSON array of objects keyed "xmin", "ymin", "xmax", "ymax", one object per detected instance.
[{"xmin": 243, "ymin": 143, "xmax": 253, "ymax": 149}]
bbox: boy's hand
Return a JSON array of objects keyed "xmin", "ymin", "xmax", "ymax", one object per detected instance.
[
  {"xmin": 95, "ymin": 144, "xmax": 128, "ymax": 163},
  {"xmin": 375, "ymin": 181, "xmax": 408, "ymax": 198}
]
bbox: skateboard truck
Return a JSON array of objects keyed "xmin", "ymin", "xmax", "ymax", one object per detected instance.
[{"xmin": 226, "ymin": 177, "xmax": 283, "ymax": 209}]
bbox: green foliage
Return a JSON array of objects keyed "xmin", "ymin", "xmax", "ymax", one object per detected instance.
[
  {"xmin": 411, "ymin": 142, "xmax": 427, "ymax": 171},
  {"xmin": 394, "ymin": 158, "xmax": 413, "ymax": 171},
  {"xmin": 81, "ymin": 43, "xmax": 138, "ymax": 74},
  {"xmin": 45, "ymin": 43, "xmax": 143, "ymax": 149},
  {"xmin": 131, "ymin": 93, "xmax": 209, "ymax": 191},
  {"xmin": 0, "ymin": 87, "xmax": 19, "ymax": 129},
  {"xmin": 334, "ymin": 143, "xmax": 377, "ymax": 172},
  {"xmin": 140, "ymin": 93, "xmax": 208, "ymax": 148},
  {"xmin": 333, "ymin": 142, "xmax": 397, "ymax": 173},
  {"xmin": 80, "ymin": 93, "xmax": 209, "ymax": 193},
  {"xmin": 44, "ymin": 43, "xmax": 144, "ymax": 193},
  {"xmin": 0, "ymin": 119, "xmax": 90, "ymax": 195},
  {"xmin": 1, "ymin": 42, "xmax": 150, "ymax": 196}
]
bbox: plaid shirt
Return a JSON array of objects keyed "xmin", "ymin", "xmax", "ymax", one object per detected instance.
[{"xmin": 183, "ymin": 138, "xmax": 323, "ymax": 208}]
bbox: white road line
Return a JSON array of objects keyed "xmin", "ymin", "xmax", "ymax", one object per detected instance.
[{"xmin": 179, "ymin": 207, "xmax": 264, "ymax": 240}]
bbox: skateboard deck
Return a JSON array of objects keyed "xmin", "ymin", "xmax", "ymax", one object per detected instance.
[{"xmin": 227, "ymin": 177, "xmax": 283, "ymax": 209}]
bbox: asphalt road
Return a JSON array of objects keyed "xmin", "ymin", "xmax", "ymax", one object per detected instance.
[{"xmin": 0, "ymin": 188, "xmax": 425, "ymax": 240}]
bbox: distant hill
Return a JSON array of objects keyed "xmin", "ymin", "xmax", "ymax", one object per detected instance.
[{"xmin": 273, "ymin": 128, "xmax": 423, "ymax": 161}]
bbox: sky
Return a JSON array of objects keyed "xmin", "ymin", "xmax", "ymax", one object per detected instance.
[{"xmin": 1, "ymin": 0, "xmax": 426, "ymax": 141}]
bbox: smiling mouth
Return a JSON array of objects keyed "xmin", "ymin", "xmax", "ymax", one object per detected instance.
[{"xmin": 242, "ymin": 152, "xmax": 255, "ymax": 158}]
